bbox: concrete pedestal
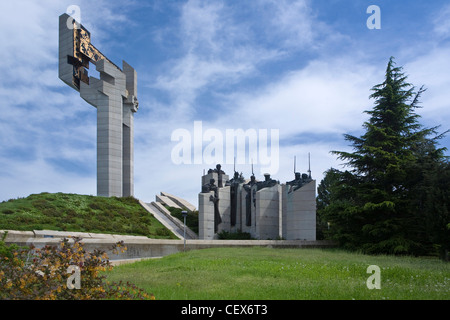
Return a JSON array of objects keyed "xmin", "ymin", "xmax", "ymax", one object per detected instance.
[{"xmin": 283, "ymin": 180, "xmax": 316, "ymax": 240}]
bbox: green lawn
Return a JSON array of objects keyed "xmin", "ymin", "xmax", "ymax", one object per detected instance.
[
  {"xmin": 106, "ymin": 247, "xmax": 450, "ymax": 300},
  {"xmin": 0, "ymin": 192, "xmax": 177, "ymax": 239}
]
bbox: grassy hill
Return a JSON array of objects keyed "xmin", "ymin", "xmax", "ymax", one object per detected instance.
[{"xmin": 0, "ymin": 192, "xmax": 177, "ymax": 239}]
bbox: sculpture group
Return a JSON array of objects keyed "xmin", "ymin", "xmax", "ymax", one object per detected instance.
[{"xmin": 199, "ymin": 163, "xmax": 316, "ymax": 240}]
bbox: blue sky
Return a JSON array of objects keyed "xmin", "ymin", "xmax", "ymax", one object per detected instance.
[{"xmin": 1, "ymin": 0, "xmax": 449, "ymax": 206}]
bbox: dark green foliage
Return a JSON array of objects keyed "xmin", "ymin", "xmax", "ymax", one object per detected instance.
[
  {"xmin": 421, "ymin": 161, "xmax": 450, "ymax": 260},
  {"xmin": 318, "ymin": 57, "xmax": 449, "ymax": 257},
  {"xmin": 167, "ymin": 207, "xmax": 199, "ymax": 234},
  {"xmin": 155, "ymin": 227, "xmax": 172, "ymax": 237},
  {"xmin": 217, "ymin": 230, "xmax": 254, "ymax": 240}
]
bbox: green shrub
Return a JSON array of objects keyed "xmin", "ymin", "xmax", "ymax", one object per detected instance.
[
  {"xmin": 0, "ymin": 237, "xmax": 153, "ymax": 300},
  {"xmin": 156, "ymin": 228, "xmax": 171, "ymax": 237},
  {"xmin": 65, "ymin": 208, "xmax": 77, "ymax": 217},
  {"xmin": 139, "ymin": 216, "xmax": 151, "ymax": 225},
  {"xmin": 42, "ymin": 208, "xmax": 60, "ymax": 217},
  {"xmin": 88, "ymin": 202, "xmax": 102, "ymax": 211},
  {"xmin": 131, "ymin": 225, "xmax": 148, "ymax": 235},
  {"xmin": 217, "ymin": 230, "xmax": 254, "ymax": 240},
  {"xmin": 117, "ymin": 196, "xmax": 140, "ymax": 205},
  {"xmin": 169, "ymin": 208, "xmax": 199, "ymax": 234},
  {"xmin": 32, "ymin": 199, "xmax": 53, "ymax": 210}
]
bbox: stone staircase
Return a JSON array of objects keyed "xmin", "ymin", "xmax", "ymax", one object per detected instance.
[{"xmin": 139, "ymin": 193, "xmax": 198, "ymax": 240}]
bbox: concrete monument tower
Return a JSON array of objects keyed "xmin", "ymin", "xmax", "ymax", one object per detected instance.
[{"xmin": 58, "ymin": 13, "xmax": 138, "ymax": 197}]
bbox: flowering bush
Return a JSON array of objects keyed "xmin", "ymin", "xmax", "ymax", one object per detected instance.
[{"xmin": 0, "ymin": 234, "xmax": 154, "ymax": 300}]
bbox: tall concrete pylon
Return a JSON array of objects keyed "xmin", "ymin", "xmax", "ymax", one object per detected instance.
[{"xmin": 58, "ymin": 13, "xmax": 138, "ymax": 197}]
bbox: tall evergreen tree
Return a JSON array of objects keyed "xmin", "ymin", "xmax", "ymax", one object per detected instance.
[{"xmin": 319, "ymin": 57, "xmax": 448, "ymax": 255}]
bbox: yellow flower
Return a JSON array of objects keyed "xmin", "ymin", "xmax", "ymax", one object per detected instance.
[{"xmin": 19, "ymin": 278, "xmax": 26, "ymax": 289}]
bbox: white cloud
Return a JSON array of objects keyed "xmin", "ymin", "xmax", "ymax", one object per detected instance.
[
  {"xmin": 206, "ymin": 57, "xmax": 381, "ymax": 137},
  {"xmin": 406, "ymin": 47, "xmax": 450, "ymax": 126},
  {"xmin": 149, "ymin": 0, "xmax": 325, "ymax": 118},
  {"xmin": 433, "ymin": 3, "xmax": 450, "ymax": 39},
  {"xmin": 153, "ymin": 52, "xmax": 255, "ymax": 117},
  {"xmin": 180, "ymin": 0, "xmax": 225, "ymax": 53},
  {"xmin": 259, "ymin": 0, "xmax": 319, "ymax": 48}
]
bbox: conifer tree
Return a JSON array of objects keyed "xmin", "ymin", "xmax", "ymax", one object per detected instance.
[{"xmin": 318, "ymin": 57, "xmax": 448, "ymax": 255}]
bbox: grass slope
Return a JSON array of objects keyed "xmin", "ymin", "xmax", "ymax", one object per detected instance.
[
  {"xmin": 106, "ymin": 247, "xmax": 450, "ymax": 300},
  {"xmin": 0, "ymin": 192, "xmax": 177, "ymax": 239}
]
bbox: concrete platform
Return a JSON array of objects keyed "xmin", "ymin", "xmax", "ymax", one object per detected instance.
[{"xmin": 1, "ymin": 229, "xmax": 336, "ymax": 262}]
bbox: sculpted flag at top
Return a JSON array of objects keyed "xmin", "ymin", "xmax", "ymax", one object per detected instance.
[{"xmin": 58, "ymin": 13, "xmax": 138, "ymax": 197}]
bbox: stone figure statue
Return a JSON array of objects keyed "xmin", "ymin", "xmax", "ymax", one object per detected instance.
[
  {"xmin": 227, "ymin": 171, "xmax": 245, "ymax": 227},
  {"xmin": 226, "ymin": 171, "xmax": 245, "ymax": 185},
  {"xmin": 287, "ymin": 172, "xmax": 312, "ymax": 193},
  {"xmin": 215, "ymin": 164, "xmax": 225, "ymax": 188},
  {"xmin": 201, "ymin": 178, "xmax": 215, "ymax": 193},
  {"xmin": 243, "ymin": 175, "xmax": 257, "ymax": 227},
  {"xmin": 256, "ymin": 173, "xmax": 278, "ymax": 191},
  {"xmin": 206, "ymin": 164, "xmax": 226, "ymax": 188},
  {"xmin": 202, "ymin": 178, "xmax": 221, "ymax": 232}
]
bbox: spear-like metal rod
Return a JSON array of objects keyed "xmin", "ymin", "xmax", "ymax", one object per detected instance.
[
  {"xmin": 308, "ymin": 153, "xmax": 312, "ymax": 178},
  {"xmin": 294, "ymin": 156, "xmax": 296, "ymax": 174}
]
